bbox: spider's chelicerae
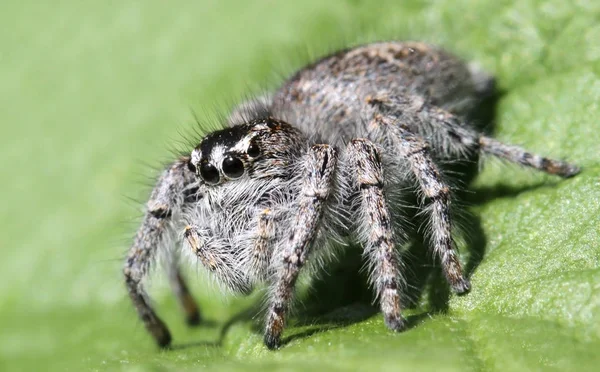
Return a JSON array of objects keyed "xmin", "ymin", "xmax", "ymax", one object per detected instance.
[{"xmin": 124, "ymin": 41, "xmax": 580, "ymax": 350}]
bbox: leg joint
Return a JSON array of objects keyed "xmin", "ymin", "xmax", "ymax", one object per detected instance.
[{"xmin": 428, "ymin": 185, "xmax": 451, "ymax": 202}]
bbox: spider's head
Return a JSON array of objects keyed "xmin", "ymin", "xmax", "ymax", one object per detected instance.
[{"xmin": 189, "ymin": 118, "xmax": 304, "ymax": 185}]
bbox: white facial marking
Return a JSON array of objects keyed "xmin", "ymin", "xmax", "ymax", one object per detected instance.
[
  {"xmin": 211, "ymin": 145, "xmax": 226, "ymax": 171},
  {"xmin": 231, "ymin": 134, "xmax": 256, "ymax": 154},
  {"xmin": 191, "ymin": 149, "xmax": 202, "ymax": 167}
]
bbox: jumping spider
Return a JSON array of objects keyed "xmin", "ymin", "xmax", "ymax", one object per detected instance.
[{"xmin": 124, "ymin": 41, "xmax": 580, "ymax": 350}]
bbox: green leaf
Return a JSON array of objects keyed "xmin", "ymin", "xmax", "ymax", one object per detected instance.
[{"xmin": 2, "ymin": 1, "xmax": 598, "ymax": 371}]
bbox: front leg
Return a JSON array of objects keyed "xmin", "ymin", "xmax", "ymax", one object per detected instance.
[
  {"xmin": 264, "ymin": 144, "xmax": 338, "ymax": 349},
  {"xmin": 183, "ymin": 226, "xmax": 252, "ymax": 294},
  {"xmin": 245, "ymin": 207, "xmax": 277, "ymax": 282},
  {"xmin": 123, "ymin": 158, "xmax": 197, "ymax": 348}
]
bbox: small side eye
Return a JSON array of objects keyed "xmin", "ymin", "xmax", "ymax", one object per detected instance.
[
  {"xmin": 222, "ymin": 155, "xmax": 244, "ymax": 179},
  {"xmin": 199, "ymin": 161, "xmax": 220, "ymax": 184},
  {"xmin": 247, "ymin": 141, "xmax": 260, "ymax": 158}
]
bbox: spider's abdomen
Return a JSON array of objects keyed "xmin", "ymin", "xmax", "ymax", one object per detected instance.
[{"xmin": 272, "ymin": 41, "xmax": 493, "ymax": 145}]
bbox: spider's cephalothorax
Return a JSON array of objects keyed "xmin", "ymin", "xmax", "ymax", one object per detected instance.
[
  {"xmin": 123, "ymin": 41, "xmax": 580, "ymax": 350},
  {"xmin": 184, "ymin": 118, "xmax": 314, "ymax": 292}
]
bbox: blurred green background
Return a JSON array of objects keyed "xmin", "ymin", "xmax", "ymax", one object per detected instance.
[{"xmin": 2, "ymin": 1, "xmax": 599, "ymax": 371}]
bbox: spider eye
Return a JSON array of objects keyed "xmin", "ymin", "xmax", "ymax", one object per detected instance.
[
  {"xmin": 199, "ymin": 162, "xmax": 220, "ymax": 184},
  {"xmin": 222, "ymin": 155, "xmax": 244, "ymax": 179},
  {"xmin": 247, "ymin": 141, "xmax": 260, "ymax": 158}
]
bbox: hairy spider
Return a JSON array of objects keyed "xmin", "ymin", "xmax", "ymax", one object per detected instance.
[{"xmin": 123, "ymin": 41, "xmax": 580, "ymax": 350}]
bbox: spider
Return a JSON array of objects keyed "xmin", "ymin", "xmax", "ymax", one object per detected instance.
[{"xmin": 123, "ymin": 41, "xmax": 580, "ymax": 350}]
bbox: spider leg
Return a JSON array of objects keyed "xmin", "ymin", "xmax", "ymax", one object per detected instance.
[
  {"xmin": 345, "ymin": 138, "xmax": 406, "ymax": 331},
  {"xmin": 264, "ymin": 144, "xmax": 338, "ymax": 349},
  {"xmin": 245, "ymin": 208, "xmax": 277, "ymax": 282},
  {"xmin": 373, "ymin": 114, "xmax": 470, "ymax": 294},
  {"xmin": 478, "ymin": 136, "xmax": 580, "ymax": 177},
  {"xmin": 369, "ymin": 94, "xmax": 580, "ymax": 177},
  {"xmin": 183, "ymin": 225, "xmax": 252, "ymax": 294},
  {"xmin": 123, "ymin": 158, "xmax": 199, "ymax": 348}
]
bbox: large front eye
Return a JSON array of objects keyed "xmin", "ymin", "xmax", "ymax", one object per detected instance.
[
  {"xmin": 222, "ymin": 155, "xmax": 244, "ymax": 179},
  {"xmin": 199, "ymin": 161, "xmax": 220, "ymax": 184}
]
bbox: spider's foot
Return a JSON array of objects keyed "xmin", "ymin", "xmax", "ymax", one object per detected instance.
[
  {"xmin": 181, "ymin": 294, "xmax": 202, "ymax": 327},
  {"xmin": 149, "ymin": 322, "xmax": 172, "ymax": 349},
  {"xmin": 264, "ymin": 332, "xmax": 282, "ymax": 350},
  {"xmin": 185, "ymin": 309, "xmax": 202, "ymax": 327},
  {"xmin": 451, "ymin": 277, "xmax": 472, "ymax": 295},
  {"xmin": 264, "ymin": 306, "xmax": 284, "ymax": 350},
  {"xmin": 384, "ymin": 313, "xmax": 407, "ymax": 332},
  {"xmin": 558, "ymin": 163, "xmax": 581, "ymax": 178}
]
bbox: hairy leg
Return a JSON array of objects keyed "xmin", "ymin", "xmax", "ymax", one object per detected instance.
[
  {"xmin": 183, "ymin": 226, "xmax": 252, "ymax": 294},
  {"xmin": 478, "ymin": 136, "xmax": 580, "ymax": 177},
  {"xmin": 368, "ymin": 94, "xmax": 580, "ymax": 177},
  {"xmin": 245, "ymin": 208, "xmax": 277, "ymax": 282},
  {"xmin": 372, "ymin": 113, "xmax": 470, "ymax": 293},
  {"xmin": 345, "ymin": 138, "xmax": 406, "ymax": 331},
  {"xmin": 264, "ymin": 144, "xmax": 338, "ymax": 349},
  {"xmin": 123, "ymin": 158, "xmax": 197, "ymax": 348}
]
